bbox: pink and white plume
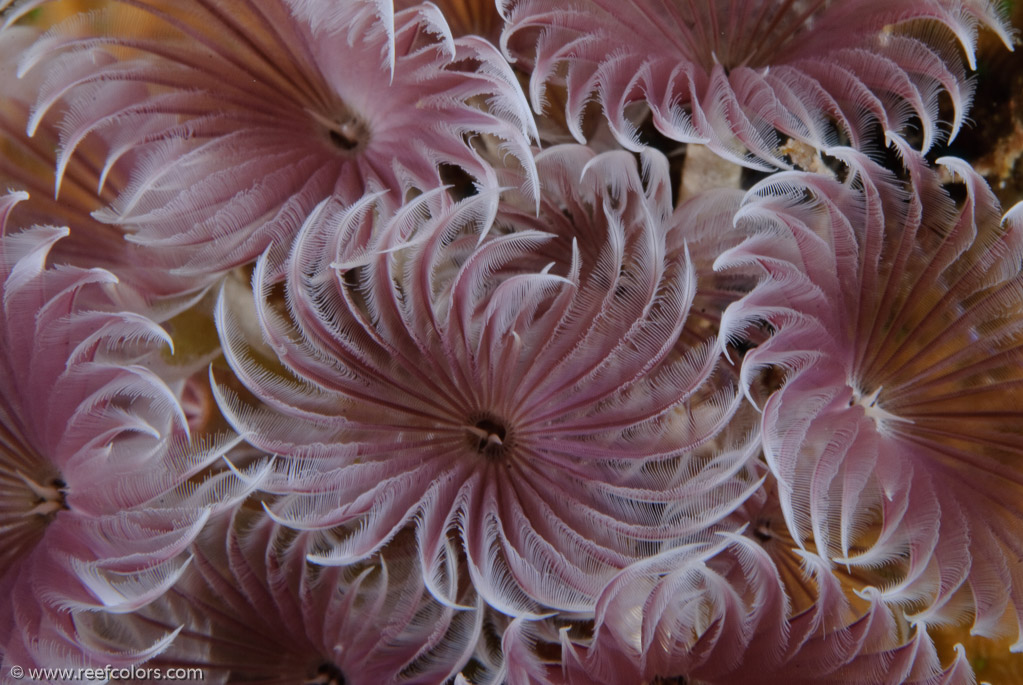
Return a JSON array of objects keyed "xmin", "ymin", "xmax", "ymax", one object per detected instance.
[
  {"xmin": 0, "ymin": 24, "xmax": 205, "ymax": 300},
  {"xmin": 0, "ymin": 192, "xmax": 267, "ymax": 670},
  {"xmin": 76, "ymin": 509, "xmax": 483, "ymax": 685},
  {"xmin": 501, "ymin": 0, "xmax": 1013, "ymax": 169},
  {"xmin": 717, "ymin": 147, "xmax": 1023, "ymax": 654},
  {"xmin": 560, "ymin": 481, "xmax": 982, "ymax": 684},
  {"xmin": 4, "ymin": 0, "xmax": 538, "ymax": 277},
  {"xmin": 213, "ymin": 146, "xmax": 761, "ymax": 618}
]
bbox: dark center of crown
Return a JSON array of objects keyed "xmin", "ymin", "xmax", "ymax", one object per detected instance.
[
  {"xmin": 17, "ymin": 471, "xmax": 68, "ymax": 518},
  {"xmin": 328, "ymin": 123, "xmax": 358, "ymax": 150},
  {"xmin": 325, "ymin": 116, "xmax": 368, "ymax": 153},
  {"xmin": 308, "ymin": 106, "xmax": 368, "ymax": 154},
  {"xmin": 753, "ymin": 518, "xmax": 773, "ymax": 542},
  {"xmin": 465, "ymin": 413, "xmax": 513, "ymax": 460}
]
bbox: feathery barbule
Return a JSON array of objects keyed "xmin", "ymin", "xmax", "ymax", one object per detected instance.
[
  {"xmin": 2, "ymin": 0, "xmax": 538, "ymax": 279},
  {"xmin": 501, "ymin": 0, "xmax": 1013, "ymax": 169}
]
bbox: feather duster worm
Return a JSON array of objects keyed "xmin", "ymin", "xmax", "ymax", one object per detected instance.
[
  {"xmin": 553, "ymin": 479, "xmax": 981, "ymax": 684},
  {"xmin": 70, "ymin": 508, "xmax": 482, "ymax": 685},
  {"xmin": 0, "ymin": 192, "xmax": 267, "ymax": 669},
  {"xmin": 716, "ymin": 148, "xmax": 1023, "ymax": 662},
  {"xmin": 2, "ymin": 0, "xmax": 538, "ymax": 278},
  {"xmin": 501, "ymin": 0, "xmax": 1013, "ymax": 170},
  {"xmin": 0, "ymin": 24, "xmax": 214, "ymax": 300},
  {"xmin": 213, "ymin": 147, "xmax": 761, "ymax": 618}
]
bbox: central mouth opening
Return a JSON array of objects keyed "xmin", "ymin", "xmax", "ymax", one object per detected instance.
[
  {"xmin": 327, "ymin": 120, "xmax": 362, "ymax": 151},
  {"xmin": 306, "ymin": 107, "xmax": 368, "ymax": 154},
  {"xmin": 465, "ymin": 413, "xmax": 512, "ymax": 460},
  {"xmin": 17, "ymin": 472, "xmax": 68, "ymax": 517},
  {"xmin": 846, "ymin": 384, "xmax": 914, "ymax": 435}
]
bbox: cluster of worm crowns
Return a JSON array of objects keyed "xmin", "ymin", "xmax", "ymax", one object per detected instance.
[{"xmin": 1, "ymin": 0, "xmax": 1023, "ymax": 683}]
